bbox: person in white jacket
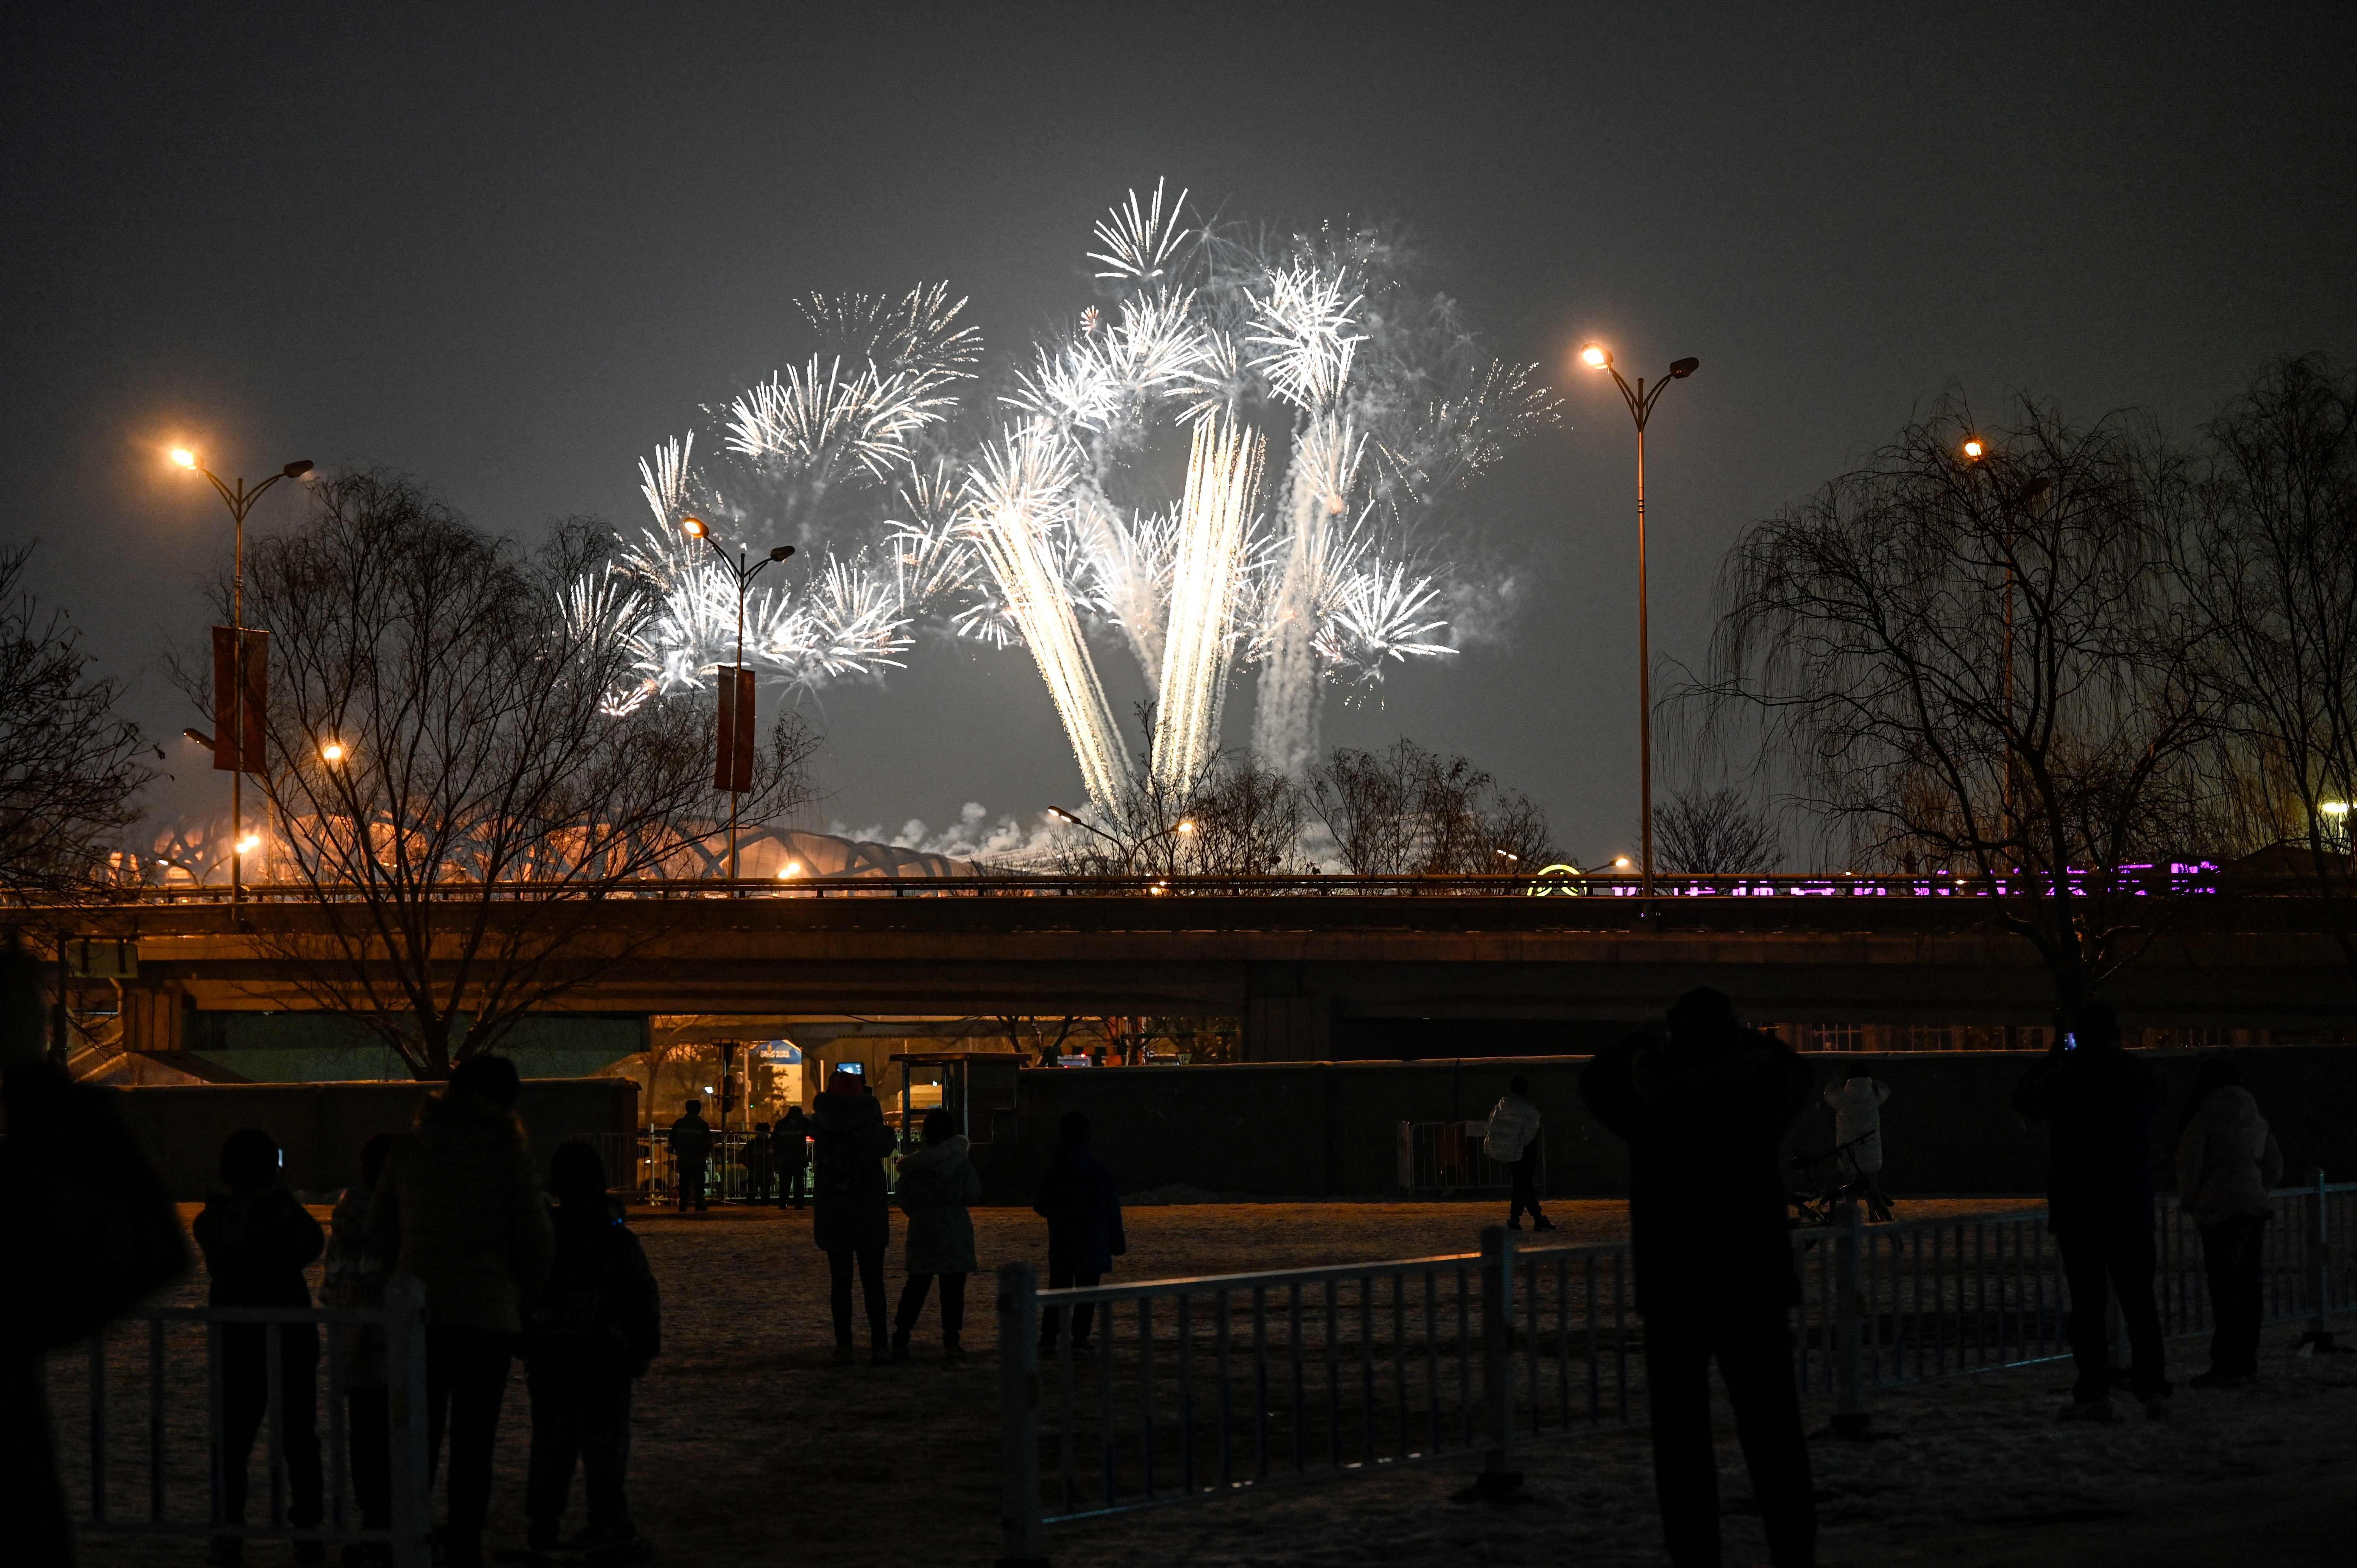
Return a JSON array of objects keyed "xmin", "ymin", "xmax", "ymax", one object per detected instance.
[
  {"xmin": 1485, "ymin": 1076, "xmax": 1554, "ymax": 1231},
  {"xmin": 2175, "ymin": 1057, "xmax": 2283, "ymax": 1388},
  {"xmin": 1823, "ymin": 1067, "xmax": 1893, "ymax": 1218}
]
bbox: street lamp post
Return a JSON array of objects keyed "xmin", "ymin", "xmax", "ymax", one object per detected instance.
[
  {"xmin": 171, "ymin": 449, "xmax": 312, "ymax": 911},
  {"xmin": 1046, "ymin": 807, "xmax": 1195, "ymax": 876},
  {"xmin": 1578, "ymin": 346, "xmax": 1699, "ymax": 902},
  {"xmin": 680, "ymin": 517, "xmax": 793, "ymax": 885}
]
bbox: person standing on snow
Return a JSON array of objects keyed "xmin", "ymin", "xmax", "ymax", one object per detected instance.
[
  {"xmin": 1484, "ymin": 1075, "xmax": 1554, "ymax": 1233},
  {"xmin": 2174, "ymin": 1054, "xmax": 2283, "ymax": 1388},
  {"xmin": 1822, "ymin": 1066, "xmax": 1893, "ymax": 1218}
]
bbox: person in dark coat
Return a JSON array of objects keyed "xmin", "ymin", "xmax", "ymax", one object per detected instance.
[
  {"xmin": 744, "ymin": 1121, "xmax": 775, "ymax": 1204},
  {"xmin": 2173, "ymin": 1053, "xmax": 2284, "ymax": 1388},
  {"xmin": 776, "ymin": 1105, "xmax": 812, "ymax": 1210},
  {"xmin": 2012, "ymin": 1000, "xmax": 2171, "ymax": 1418},
  {"xmin": 0, "ymin": 940, "xmax": 186, "ymax": 1568},
  {"xmin": 892, "ymin": 1109, "xmax": 983, "ymax": 1361},
  {"xmin": 1580, "ymin": 987, "xmax": 1818, "ymax": 1568},
  {"xmin": 193, "ymin": 1128, "xmax": 328, "ymax": 1565},
  {"xmin": 320, "ymin": 1132, "xmax": 398, "ymax": 1545},
  {"xmin": 524, "ymin": 1140, "xmax": 659, "ymax": 1556},
  {"xmin": 1033, "ymin": 1111, "xmax": 1125, "ymax": 1351},
  {"xmin": 810, "ymin": 1071, "xmax": 895, "ymax": 1362},
  {"xmin": 666, "ymin": 1099, "xmax": 714, "ymax": 1211}
]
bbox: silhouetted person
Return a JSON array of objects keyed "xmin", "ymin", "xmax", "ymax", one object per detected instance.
[
  {"xmin": 0, "ymin": 939, "xmax": 185, "ymax": 1568},
  {"xmin": 1581, "ymin": 987, "xmax": 1818, "ymax": 1568},
  {"xmin": 666, "ymin": 1099, "xmax": 714, "ymax": 1211},
  {"xmin": 811, "ymin": 1070, "xmax": 894, "ymax": 1363},
  {"xmin": 2174, "ymin": 1053, "xmax": 2282, "ymax": 1388},
  {"xmin": 745, "ymin": 1121, "xmax": 775, "ymax": 1204},
  {"xmin": 776, "ymin": 1105, "xmax": 811, "ymax": 1209},
  {"xmin": 525, "ymin": 1140, "xmax": 659, "ymax": 1556},
  {"xmin": 369, "ymin": 1054, "xmax": 556, "ymax": 1568},
  {"xmin": 1823, "ymin": 1065, "xmax": 1894, "ymax": 1218},
  {"xmin": 1484, "ymin": 1074, "xmax": 1553, "ymax": 1231},
  {"xmin": 1034, "ymin": 1111, "xmax": 1125, "ymax": 1351},
  {"xmin": 2012, "ymin": 1000, "xmax": 2171, "ymax": 1419},
  {"xmin": 194, "ymin": 1128, "xmax": 327, "ymax": 1565},
  {"xmin": 893, "ymin": 1108, "xmax": 982, "ymax": 1361},
  {"xmin": 321, "ymin": 1131, "xmax": 398, "ymax": 1549}
]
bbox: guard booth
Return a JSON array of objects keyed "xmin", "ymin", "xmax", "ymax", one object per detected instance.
[{"xmin": 889, "ymin": 1051, "xmax": 1023, "ymax": 1152}]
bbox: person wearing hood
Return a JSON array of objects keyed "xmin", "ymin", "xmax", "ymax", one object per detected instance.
[
  {"xmin": 194, "ymin": 1128, "xmax": 327, "ymax": 1564},
  {"xmin": 2012, "ymin": 1001, "xmax": 2170, "ymax": 1420},
  {"xmin": 892, "ymin": 1108, "xmax": 983, "ymax": 1361},
  {"xmin": 369, "ymin": 1053, "xmax": 556, "ymax": 1568},
  {"xmin": 1484, "ymin": 1075, "xmax": 1555, "ymax": 1232},
  {"xmin": 524, "ymin": 1139, "xmax": 659, "ymax": 1557},
  {"xmin": 321, "ymin": 1131, "xmax": 398, "ymax": 1551},
  {"xmin": 811, "ymin": 1070, "xmax": 896, "ymax": 1363},
  {"xmin": 2174, "ymin": 1054, "xmax": 2284, "ymax": 1388},
  {"xmin": 0, "ymin": 939, "xmax": 186, "ymax": 1568},
  {"xmin": 1580, "ymin": 988, "xmax": 1818, "ymax": 1568},
  {"xmin": 1033, "ymin": 1111, "xmax": 1126, "ymax": 1352}
]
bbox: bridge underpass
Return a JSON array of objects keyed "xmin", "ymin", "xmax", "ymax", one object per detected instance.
[{"xmin": 71, "ymin": 887, "xmax": 2357, "ymax": 1067}]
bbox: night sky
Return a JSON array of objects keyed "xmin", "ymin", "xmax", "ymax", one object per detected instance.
[{"xmin": 6, "ymin": 3, "xmax": 2352, "ymax": 863}]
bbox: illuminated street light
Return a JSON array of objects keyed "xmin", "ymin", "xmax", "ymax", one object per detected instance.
[
  {"xmin": 678, "ymin": 516, "xmax": 795, "ymax": 886},
  {"xmin": 172, "ymin": 447, "xmax": 315, "ymax": 911},
  {"xmin": 1962, "ymin": 437, "xmax": 1985, "ymax": 460},
  {"xmin": 776, "ymin": 861, "xmax": 803, "ymax": 880},
  {"xmin": 320, "ymin": 741, "xmax": 347, "ymax": 765},
  {"xmin": 1579, "ymin": 343, "xmax": 1701, "ymax": 903},
  {"xmin": 235, "ymin": 833, "xmax": 262, "ymax": 855}
]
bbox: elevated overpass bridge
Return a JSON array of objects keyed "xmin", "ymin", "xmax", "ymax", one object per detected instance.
[{"xmin": 44, "ymin": 871, "xmax": 2353, "ymax": 1062}]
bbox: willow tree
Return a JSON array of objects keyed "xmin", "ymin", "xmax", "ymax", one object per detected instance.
[
  {"xmin": 223, "ymin": 473, "xmax": 816, "ymax": 1078},
  {"xmin": 1698, "ymin": 396, "xmax": 2215, "ymax": 1015}
]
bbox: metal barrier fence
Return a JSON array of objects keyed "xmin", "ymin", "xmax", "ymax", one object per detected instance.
[
  {"xmin": 1395, "ymin": 1120, "xmax": 1547, "ymax": 1196},
  {"xmin": 60, "ymin": 1277, "xmax": 431, "ymax": 1564},
  {"xmin": 997, "ymin": 1176, "xmax": 2353, "ymax": 1557},
  {"xmin": 631, "ymin": 1129, "xmax": 818, "ymax": 1205}
]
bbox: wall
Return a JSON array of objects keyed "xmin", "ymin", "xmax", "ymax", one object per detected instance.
[
  {"xmin": 110, "ymin": 1077, "xmax": 640, "ymax": 1200},
  {"xmin": 972, "ymin": 1047, "xmax": 2357, "ymax": 1204},
  {"xmin": 180, "ymin": 1010, "xmax": 650, "ymax": 1082}
]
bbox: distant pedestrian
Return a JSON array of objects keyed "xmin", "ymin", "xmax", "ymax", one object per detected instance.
[
  {"xmin": 666, "ymin": 1099, "xmax": 714, "ymax": 1211},
  {"xmin": 321, "ymin": 1131, "xmax": 398, "ymax": 1548},
  {"xmin": 745, "ymin": 1121, "xmax": 776, "ymax": 1204},
  {"xmin": 1823, "ymin": 1066, "xmax": 1894, "ymax": 1220},
  {"xmin": 776, "ymin": 1105, "xmax": 812, "ymax": 1209},
  {"xmin": 1581, "ymin": 987, "xmax": 1818, "ymax": 1568},
  {"xmin": 0, "ymin": 938, "xmax": 185, "ymax": 1568},
  {"xmin": 525, "ymin": 1140, "xmax": 659, "ymax": 1557},
  {"xmin": 2012, "ymin": 1000, "xmax": 2171, "ymax": 1420},
  {"xmin": 1034, "ymin": 1111, "xmax": 1125, "ymax": 1351},
  {"xmin": 194, "ymin": 1128, "xmax": 327, "ymax": 1565},
  {"xmin": 811, "ymin": 1069, "xmax": 895, "ymax": 1363},
  {"xmin": 1484, "ymin": 1075, "xmax": 1554, "ymax": 1232},
  {"xmin": 893, "ymin": 1108, "xmax": 983, "ymax": 1362},
  {"xmin": 369, "ymin": 1054, "xmax": 557, "ymax": 1568},
  {"xmin": 2174, "ymin": 1054, "xmax": 2283, "ymax": 1388}
]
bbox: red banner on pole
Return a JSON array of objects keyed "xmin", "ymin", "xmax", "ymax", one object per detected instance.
[
  {"xmin": 210, "ymin": 626, "xmax": 269, "ymax": 775},
  {"xmin": 714, "ymin": 666, "xmax": 756, "ymax": 793}
]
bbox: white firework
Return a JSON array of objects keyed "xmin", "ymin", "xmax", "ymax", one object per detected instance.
[
  {"xmin": 1152, "ymin": 412, "xmax": 1265, "ymax": 792},
  {"xmin": 1325, "ymin": 560, "xmax": 1455, "ymax": 675},
  {"xmin": 638, "ymin": 433, "xmax": 694, "ymax": 531},
  {"xmin": 724, "ymin": 355, "xmax": 951, "ymax": 485},
  {"xmin": 1246, "ymin": 264, "xmax": 1367, "ymax": 413},
  {"xmin": 1088, "ymin": 178, "xmax": 1191, "ymax": 284}
]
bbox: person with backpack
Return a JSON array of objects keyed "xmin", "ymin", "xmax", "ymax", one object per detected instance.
[
  {"xmin": 666, "ymin": 1099, "xmax": 714, "ymax": 1211},
  {"xmin": 811, "ymin": 1071, "xmax": 895, "ymax": 1363},
  {"xmin": 321, "ymin": 1132, "xmax": 398, "ymax": 1551},
  {"xmin": 2174, "ymin": 1054, "xmax": 2284, "ymax": 1388},
  {"xmin": 1033, "ymin": 1112, "xmax": 1125, "ymax": 1351},
  {"xmin": 776, "ymin": 1105, "xmax": 812, "ymax": 1210},
  {"xmin": 193, "ymin": 1128, "xmax": 327, "ymax": 1565},
  {"xmin": 1484, "ymin": 1075, "xmax": 1554, "ymax": 1232},
  {"xmin": 524, "ymin": 1140, "xmax": 659, "ymax": 1558},
  {"xmin": 892, "ymin": 1108, "xmax": 983, "ymax": 1362}
]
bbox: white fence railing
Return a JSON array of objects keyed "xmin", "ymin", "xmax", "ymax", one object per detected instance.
[
  {"xmin": 996, "ymin": 1175, "xmax": 2354, "ymax": 1557},
  {"xmin": 60, "ymin": 1277, "xmax": 431, "ymax": 1564}
]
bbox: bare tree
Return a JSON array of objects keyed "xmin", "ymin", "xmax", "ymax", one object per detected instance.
[
  {"xmin": 1698, "ymin": 395, "xmax": 2214, "ymax": 1014},
  {"xmin": 2173, "ymin": 358, "xmax": 2357, "ymax": 971},
  {"xmin": 208, "ymin": 473, "xmax": 816, "ymax": 1078},
  {"xmin": 0, "ymin": 544, "xmax": 152, "ymax": 900},
  {"xmin": 1654, "ymin": 786, "xmax": 1785, "ymax": 874},
  {"xmin": 1306, "ymin": 739, "xmax": 1559, "ymax": 874}
]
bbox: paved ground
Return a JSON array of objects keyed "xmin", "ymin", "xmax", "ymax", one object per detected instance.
[{"xmin": 58, "ymin": 1200, "xmax": 2356, "ymax": 1566}]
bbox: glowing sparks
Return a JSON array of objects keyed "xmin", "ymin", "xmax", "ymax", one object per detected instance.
[
  {"xmin": 1153, "ymin": 413, "xmax": 1265, "ymax": 791},
  {"xmin": 1088, "ymin": 178, "xmax": 1191, "ymax": 283}
]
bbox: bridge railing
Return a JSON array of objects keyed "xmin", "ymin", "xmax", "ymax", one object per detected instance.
[
  {"xmin": 82, "ymin": 862, "xmax": 2269, "ymax": 906},
  {"xmin": 996, "ymin": 1178, "xmax": 2353, "ymax": 1556}
]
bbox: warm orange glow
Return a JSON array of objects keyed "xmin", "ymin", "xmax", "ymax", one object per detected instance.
[
  {"xmin": 1580, "ymin": 344, "xmax": 1610, "ymax": 369},
  {"xmin": 680, "ymin": 514, "xmax": 709, "ymax": 539},
  {"xmin": 170, "ymin": 447, "xmax": 198, "ymax": 469},
  {"xmin": 1613, "ymin": 855, "xmax": 1632, "ymax": 869},
  {"xmin": 777, "ymin": 861, "xmax": 803, "ymax": 879},
  {"xmin": 235, "ymin": 833, "xmax": 262, "ymax": 855},
  {"xmin": 1962, "ymin": 438, "xmax": 1985, "ymax": 460},
  {"xmin": 319, "ymin": 741, "xmax": 347, "ymax": 764},
  {"xmin": 1176, "ymin": 819, "xmax": 1196, "ymax": 834}
]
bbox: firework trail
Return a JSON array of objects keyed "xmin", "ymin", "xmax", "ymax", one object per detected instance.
[
  {"xmin": 1253, "ymin": 414, "xmax": 1367, "ymax": 776},
  {"xmin": 961, "ymin": 422, "xmax": 1133, "ymax": 812},
  {"xmin": 1152, "ymin": 412, "xmax": 1265, "ymax": 791}
]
